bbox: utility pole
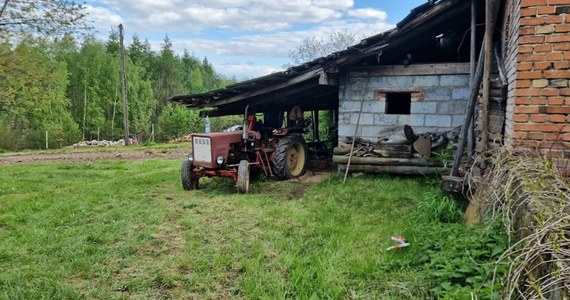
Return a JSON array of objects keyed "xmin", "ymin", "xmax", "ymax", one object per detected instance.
[{"xmin": 119, "ymin": 23, "xmax": 130, "ymax": 146}]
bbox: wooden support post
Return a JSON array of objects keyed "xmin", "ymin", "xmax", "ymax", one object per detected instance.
[
  {"xmin": 451, "ymin": 0, "xmax": 501, "ymax": 177},
  {"xmin": 451, "ymin": 42, "xmax": 485, "ymax": 177},
  {"xmin": 467, "ymin": 0, "xmax": 477, "ymax": 158},
  {"xmin": 343, "ymin": 100, "xmax": 363, "ymax": 184},
  {"xmin": 481, "ymin": 0, "xmax": 494, "ymax": 153},
  {"xmin": 312, "ymin": 110, "xmax": 319, "ymax": 141}
]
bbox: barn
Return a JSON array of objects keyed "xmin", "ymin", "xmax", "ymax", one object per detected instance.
[{"xmin": 171, "ymin": 0, "xmax": 570, "ymax": 183}]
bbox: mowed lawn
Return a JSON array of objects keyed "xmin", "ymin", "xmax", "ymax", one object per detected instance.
[{"xmin": 0, "ymin": 159, "xmax": 442, "ymax": 299}]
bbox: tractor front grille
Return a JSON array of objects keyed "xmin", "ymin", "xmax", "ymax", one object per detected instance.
[{"xmin": 193, "ymin": 136, "xmax": 212, "ymax": 163}]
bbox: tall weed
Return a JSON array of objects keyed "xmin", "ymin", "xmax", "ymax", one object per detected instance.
[{"xmin": 417, "ymin": 192, "xmax": 463, "ymax": 223}]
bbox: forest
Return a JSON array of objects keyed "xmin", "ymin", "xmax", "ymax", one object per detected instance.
[{"xmin": 0, "ymin": 32, "xmax": 237, "ymax": 150}]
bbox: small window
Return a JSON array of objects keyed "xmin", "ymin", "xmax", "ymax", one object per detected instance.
[{"xmin": 385, "ymin": 92, "xmax": 411, "ymax": 115}]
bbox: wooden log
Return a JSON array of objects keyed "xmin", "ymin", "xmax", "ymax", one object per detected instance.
[
  {"xmin": 338, "ymin": 164, "xmax": 448, "ymax": 175},
  {"xmin": 371, "ymin": 150, "xmax": 413, "ymax": 158},
  {"xmin": 333, "ymin": 155, "xmax": 443, "ymax": 167},
  {"xmin": 333, "ymin": 144, "xmax": 411, "ymax": 155}
]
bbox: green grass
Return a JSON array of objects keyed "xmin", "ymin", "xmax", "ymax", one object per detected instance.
[{"xmin": 1, "ymin": 160, "xmax": 451, "ymax": 299}]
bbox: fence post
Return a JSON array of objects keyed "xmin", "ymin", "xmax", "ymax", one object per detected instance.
[{"xmin": 45, "ymin": 131, "xmax": 48, "ymax": 149}]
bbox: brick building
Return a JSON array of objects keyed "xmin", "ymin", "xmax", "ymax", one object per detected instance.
[{"xmin": 503, "ymin": 0, "xmax": 570, "ymax": 176}]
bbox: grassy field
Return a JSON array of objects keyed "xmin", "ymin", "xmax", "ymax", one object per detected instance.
[{"xmin": 0, "ymin": 159, "xmax": 474, "ymax": 299}]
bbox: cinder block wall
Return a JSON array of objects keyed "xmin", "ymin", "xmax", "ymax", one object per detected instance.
[
  {"xmin": 504, "ymin": 0, "xmax": 570, "ymax": 176},
  {"xmin": 338, "ymin": 64, "xmax": 470, "ymax": 143}
]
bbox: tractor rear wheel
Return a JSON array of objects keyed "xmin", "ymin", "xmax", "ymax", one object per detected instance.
[
  {"xmin": 181, "ymin": 159, "xmax": 199, "ymax": 190},
  {"xmin": 237, "ymin": 160, "xmax": 250, "ymax": 194},
  {"xmin": 273, "ymin": 135, "xmax": 308, "ymax": 179}
]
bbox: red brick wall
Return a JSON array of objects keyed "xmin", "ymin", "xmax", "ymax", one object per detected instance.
[{"xmin": 505, "ymin": 0, "xmax": 570, "ymax": 176}]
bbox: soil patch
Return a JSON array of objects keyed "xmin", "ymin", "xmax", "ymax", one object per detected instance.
[{"xmin": 0, "ymin": 148, "xmax": 188, "ymax": 165}]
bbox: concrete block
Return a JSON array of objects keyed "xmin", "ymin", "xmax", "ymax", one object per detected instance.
[
  {"xmin": 424, "ymin": 88, "xmax": 452, "ymax": 101},
  {"xmin": 452, "ymin": 115, "xmax": 466, "ymax": 127},
  {"xmin": 419, "ymin": 127, "xmax": 439, "ymax": 133},
  {"xmin": 338, "ymin": 124, "xmax": 360, "ymax": 137},
  {"xmin": 349, "ymin": 77, "xmax": 366, "ymax": 87},
  {"xmin": 361, "ymin": 125, "xmax": 381, "ymax": 139},
  {"xmin": 451, "ymin": 87, "xmax": 471, "ymax": 100},
  {"xmin": 440, "ymin": 75, "xmax": 470, "ymax": 87},
  {"xmin": 363, "ymin": 90, "xmax": 376, "ymax": 101},
  {"xmin": 374, "ymin": 114, "xmax": 399, "ymax": 125},
  {"xmin": 375, "ymin": 76, "xmax": 414, "ymax": 88},
  {"xmin": 339, "ymin": 101, "xmax": 361, "ymax": 112},
  {"xmin": 351, "ymin": 113, "xmax": 374, "ymax": 125},
  {"xmin": 437, "ymin": 101, "xmax": 467, "ymax": 114},
  {"xmin": 413, "ymin": 76, "xmax": 440, "ymax": 87},
  {"xmin": 424, "ymin": 115, "xmax": 452, "ymax": 127},
  {"xmin": 363, "ymin": 101, "xmax": 385, "ymax": 112},
  {"xmin": 398, "ymin": 115, "xmax": 425, "ymax": 127},
  {"xmin": 338, "ymin": 113, "xmax": 351, "ymax": 124},
  {"xmin": 367, "ymin": 77, "xmax": 382, "ymax": 88},
  {"xmin": 410, "ymin": 102, "xmax": 437, "ymax": 114}
]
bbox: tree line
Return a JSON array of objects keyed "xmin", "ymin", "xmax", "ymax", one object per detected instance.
[{"xmin": 0, "ymin": 32, "xmax": 237, "ymax": 150}]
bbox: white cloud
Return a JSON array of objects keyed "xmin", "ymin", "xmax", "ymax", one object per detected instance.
[
  {"xmin": 85, "ymin": 5, "xmax": 123, "ymax": 33},
  {"xmin": 213, "ymin": 63, "xmax": 280, "ymax": 79},
  {"xmin": 347, "ymin": 8, "xmax": 388, "ymax": 21},
  {"xmin": 91, "ymin": 0, "xmax": 358, "ymax": 33},
  {"xmin": 85, "ymin": 0, "xmax": 394, "ymax": 78},
  {"xmin": 166, "ymin": 20, "xmax": 393, "ymax": 58}
]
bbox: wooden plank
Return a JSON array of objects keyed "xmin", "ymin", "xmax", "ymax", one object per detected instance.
[
  {"xmin": 333, "ymin": 155, "xmax": 443, "ymax": 167},
  {"xmin": 349, "ymin": 63, "xmax": 470, "ymax": 76},
  {"xmin": 338, "ymin": 164, "xmax": 448, "ymax": 175}
]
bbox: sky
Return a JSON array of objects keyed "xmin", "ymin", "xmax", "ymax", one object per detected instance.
[{"xmin": 83, "ymin": 0, "xmax": 427, "ymax": 79}]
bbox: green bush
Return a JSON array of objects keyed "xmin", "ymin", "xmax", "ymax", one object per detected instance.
[
  {"xmin": 413, "ymin": 222, "xmax": 508, "ymax": 299},
  {"xmin": 156, "ymin": 104, "xmax": 201, "ymax": 141}
]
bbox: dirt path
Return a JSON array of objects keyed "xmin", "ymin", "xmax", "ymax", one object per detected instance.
[{"xmin": 0, "ymin": 148, "xmax": 189, "ymax": 165}]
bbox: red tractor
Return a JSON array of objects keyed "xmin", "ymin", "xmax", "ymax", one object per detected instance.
[{"xmin": 180, "ymin": 105, "xmax": 309, "ymax": 193}]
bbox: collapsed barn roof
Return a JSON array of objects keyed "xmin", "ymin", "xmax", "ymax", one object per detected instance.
[{"xmin": 169, "ymin": 0, "xmax": 475, "ymax": 117}]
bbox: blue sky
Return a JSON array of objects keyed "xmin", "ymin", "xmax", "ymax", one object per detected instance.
[{"xmin": 84, "ymin": 0, "xmax": 426, "ymax": 79}]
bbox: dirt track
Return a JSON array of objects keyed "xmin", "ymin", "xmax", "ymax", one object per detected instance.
[{"xmin": 0, "ymin": 148, "xmax": 189, "ymax": 165}]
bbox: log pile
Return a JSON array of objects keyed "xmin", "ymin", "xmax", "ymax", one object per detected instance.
[
  {"xmin": 68, "ymin": 138, "xmax": 139, "ymax": 148},
  {"xmin": 334, "ymin": 125, "xmax": 460, "ymax": 175}
]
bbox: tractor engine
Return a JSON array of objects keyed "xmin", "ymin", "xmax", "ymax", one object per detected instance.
[{"xmin": 190, "ymin": 132, "xmax": 244, "ymax": 169}]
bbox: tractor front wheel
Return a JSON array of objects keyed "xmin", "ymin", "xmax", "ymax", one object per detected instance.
[
  {"xmin": 273, "ymin": 135, "xmax": 308, "ymax": 179},
  {"xmin": 181, "ymin": 159, "xmax": 199, "ymax": 190},
  {"xmin": 237, "ymin": 160, "xmax": 250, "ymax": 194}
]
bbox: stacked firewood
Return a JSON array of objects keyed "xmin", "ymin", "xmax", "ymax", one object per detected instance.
[{"xmin": 334, "ymin": 125, "xmax": 461, "ymax": 175}]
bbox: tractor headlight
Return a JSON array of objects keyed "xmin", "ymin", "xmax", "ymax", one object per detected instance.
[
  {"xmin": 216, "ymin": 156, "xmax": 224, "ymax": 165},
  {"xmin": 188, "ymin": 154, "xmax": 193, "ymax": 162}
]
